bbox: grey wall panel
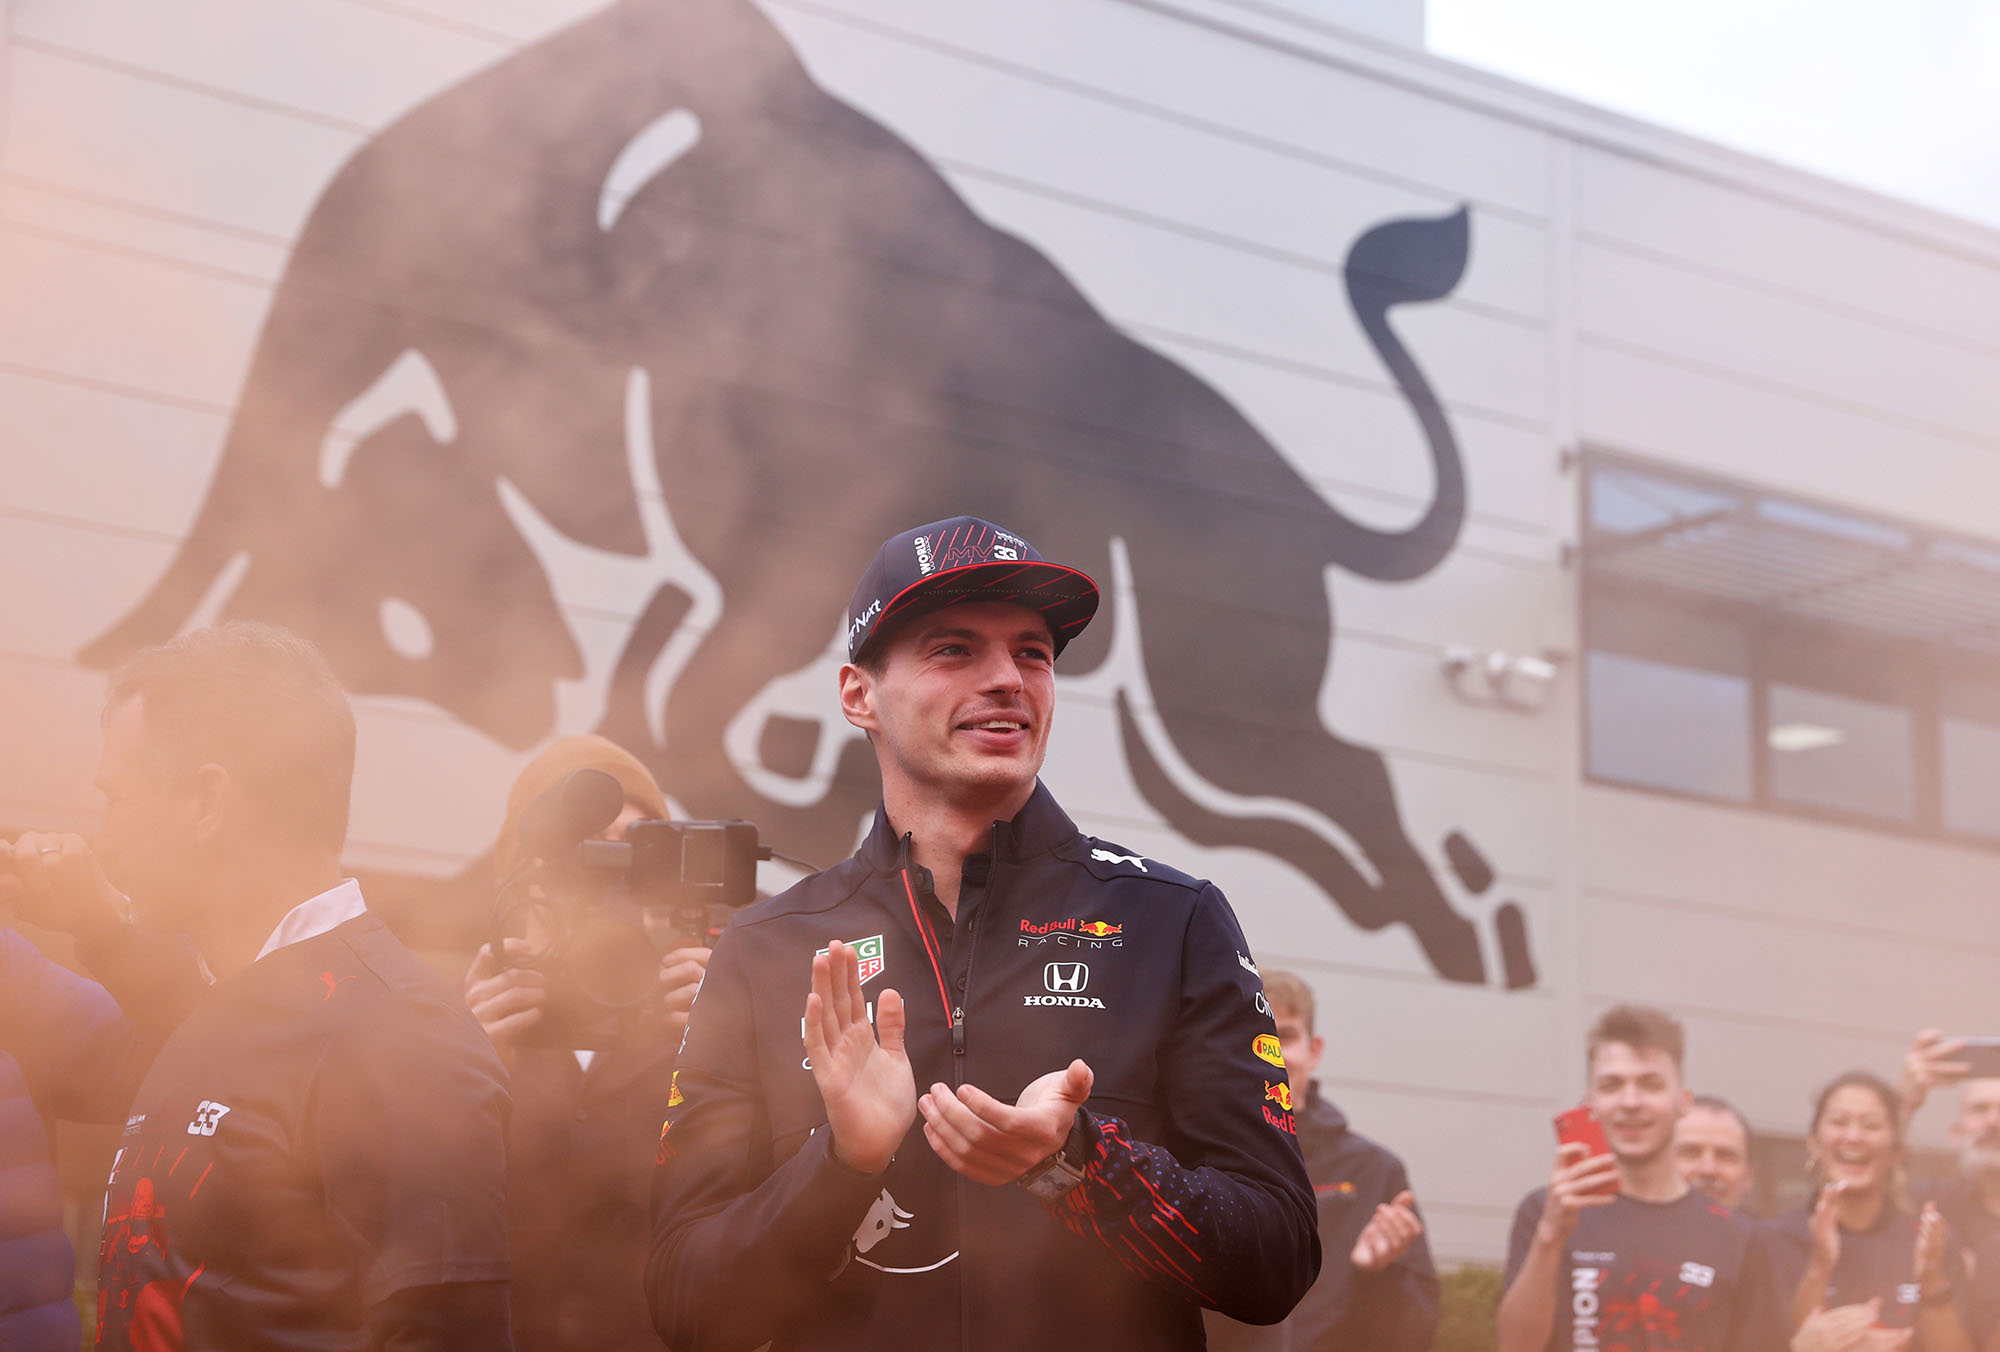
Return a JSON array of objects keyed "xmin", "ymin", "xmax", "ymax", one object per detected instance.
[
  {"xmin": 1576, "ymin": 144, "xmax": 2000, "ymax": 354},
  {"xmin": 1578, "ymin": 240, "xmax": 2000, "ymax": 450}
]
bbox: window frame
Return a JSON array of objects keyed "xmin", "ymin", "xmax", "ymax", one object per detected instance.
[{"xmin": 1579, "ymin": 448, "xmax": 2000, "ymax": 850}]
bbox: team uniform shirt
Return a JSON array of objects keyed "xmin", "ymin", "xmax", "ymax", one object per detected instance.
[
  {"xmin": 95, "ymin": 885, "xmax": 511, "ymax": 1352},
  {"xmin": 1740, "ymin": 1204, "xmax": 1971, "ymax": 1350},
  {"xmin": 1917, "ymin": 1176, "xmax": 2000, "ymax": 1255},
  {"xmin": 1505, "ymin": 1187, "xmax": 1756, "ymax": 1352},
  {"xmin": 647, "ymin": 783, "xmax": 1318, "ymax": 1352}
]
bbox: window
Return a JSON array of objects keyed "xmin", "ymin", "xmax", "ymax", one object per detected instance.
[{"xmin": 1580, "ymin": 451, "xmax": 2000, "ymax": 847}]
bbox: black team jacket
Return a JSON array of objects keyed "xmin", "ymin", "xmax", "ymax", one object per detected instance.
[{"xmin": 647, "ymin": 782, "xmax": 1319, "ymax": 1351}]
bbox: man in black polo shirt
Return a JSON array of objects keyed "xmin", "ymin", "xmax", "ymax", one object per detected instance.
[
  {"xmin": 1902, "ymin": 1030, "xmax": 2000, "ymax": 1256},
  {"xmin": 1499, "ymin": 1005, "xmax": 1755, "ymax": 1352},
  {"xmin": 648, "ymin": 517, "xmax": 1318, "ymax": 1351},
  {"xmin": 81, "ymin": 623, "xmax": 512, "ymax": 1351}
]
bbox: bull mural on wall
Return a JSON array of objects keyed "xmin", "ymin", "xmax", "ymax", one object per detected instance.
[{"xmin": 83, "ymin": 0, "xmax": 1536, "ymax": 988}]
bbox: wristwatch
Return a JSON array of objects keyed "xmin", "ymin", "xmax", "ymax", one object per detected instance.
[{"xmin": 1018, "ymin": 1108, "xmax": 1090, "ymax": 1202}]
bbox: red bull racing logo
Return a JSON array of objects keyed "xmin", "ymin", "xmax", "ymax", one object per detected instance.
[
  {"xmin": 1018, "ymin": 917, "xmax": 1124, "ymax": 949},
  {"xmin": 1260, "ymin": 1080, "xmax": 1298, "ymax": 1136}
]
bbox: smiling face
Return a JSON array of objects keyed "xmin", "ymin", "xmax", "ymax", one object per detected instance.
[
  {"xmin": 1675, "ymin": 1105, "xmax": 1755, "ymax": 1209},
  {"xmin": 1811, "ymin": 1083, "xmax": 1900, "ymax": 1197},
  {"xmin": 1587, "ymin": 1041, "xmax": 1690, "ymax": 1167},
  {"xmin": 840, "ymin": 600, "xmax": 1056, "ymax": 819}
]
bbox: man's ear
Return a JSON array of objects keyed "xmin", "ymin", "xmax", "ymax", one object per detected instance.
[
  {"xmin": 189, "ymin": 763, "xmax": 232, "ymax": 845},
  {"xmin": 1677, "ymin": 1086, "xmax": 1694, "ymax": 1118},
  {"xmin": 838, "ymin": 663, "xmax": 876, "ymax": 733}
]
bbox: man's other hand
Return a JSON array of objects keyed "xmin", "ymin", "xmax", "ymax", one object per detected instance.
[
  {"xmin": 1351, "ymin": 1189, "xmax": 1425, "ymax": 1271},
  {"xmin": 0, "ymin": 832, "xmax": 128, "ymax": 945},
  {"xmin": 804, "ymin": 939, "xmax": 912, "ymax": 1175},
  {"xmin": 919, "ymin": 1059, "xmax": 1093, "ymax": 1186}
]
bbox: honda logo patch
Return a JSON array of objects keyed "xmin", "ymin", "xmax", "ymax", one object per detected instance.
[
  {"xmin": 1044, "ymin": 963, "xmax": 1088, "ymax": 993},
  {"xmin": 1025, "ymin": 961, "xmax": 1105, "ymax": 1009}
]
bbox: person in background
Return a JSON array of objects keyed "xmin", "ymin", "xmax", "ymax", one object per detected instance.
[
  {"xmin": 80, "ymin": 622, "xmax": 513, "ymax": 1351},
  {"xmin": 1901, "ymin": 1031, "xmax": 2000, "ymax": 1257},
  {"xmin": 1498, "ymin": 1004, "xmax": 1757, "ymax": 1352},
  {"xmin": 0, "ymin": 843, "xmax": 212, "ymax": 1352},
  {"xmin": 1679, "ymin": 1094, "xmax": 1759, "ymax": 1212},
  {"xmin": 1742, "ymin": 1070, "xmax": 1972, "ymax": 1352},
  {"xmin": 463, "ymin": 734, "xmax": 709, "ymax": 1352},
  {"xmin": 1204, "ymin": 967, "xmax": 1437, "ymax": 1352}
]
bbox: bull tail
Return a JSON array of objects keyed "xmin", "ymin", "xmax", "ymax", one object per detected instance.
[{"xmin": 1324, "ymin": 205, "xmax": 1471, "ymax": 583}]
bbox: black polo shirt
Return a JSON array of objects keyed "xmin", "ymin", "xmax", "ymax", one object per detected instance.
[
  {"xmin": 95, "ymin": 911, "xmax": 510, "ymax": 1351},
  {"xmin": 1505, "ymin": 1186, "xmax": 1757, "ymax": 1351}
]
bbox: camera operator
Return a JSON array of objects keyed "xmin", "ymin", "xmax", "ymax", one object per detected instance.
[
  {"xmin": 647, "ymin": 517, "xmax": 1317, "ymax": 1352},
  {"xmin": 463, "ymin": 735, "xmax": 708, "ymax": 1352},
  {"xmin": 1498, "ymin": 1005, "xmax": 1757, "ymax": 1352},
  {"xmin": 81, "ymin": 622, "xmax": 512, "ymax": 1352}
]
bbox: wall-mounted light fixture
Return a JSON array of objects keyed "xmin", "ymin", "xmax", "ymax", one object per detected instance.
[{"xmin": 1442, "ymin": 647, "xmax": 1562, "ymax": 712}]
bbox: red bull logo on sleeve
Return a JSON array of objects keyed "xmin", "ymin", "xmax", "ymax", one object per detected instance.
[{"xmin": 1263, "ymin": 1080, "xmax": 1293, "ymax": 1113}]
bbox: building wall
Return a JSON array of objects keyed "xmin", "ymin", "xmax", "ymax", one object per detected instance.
[{"xmin": 2, "ymin": 0, "xmax": 1997, "ymax": 1264}]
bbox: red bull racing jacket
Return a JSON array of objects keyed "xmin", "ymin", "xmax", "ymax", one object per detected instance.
[{"xmin": 647, "ymin": 782, "xmax": 1319, "ymax": 1351}]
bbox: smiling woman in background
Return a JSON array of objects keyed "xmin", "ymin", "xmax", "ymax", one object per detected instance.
[{"xmin": 1745, "ymin": 1071, "xmax": 1974, "ymax": 1352}]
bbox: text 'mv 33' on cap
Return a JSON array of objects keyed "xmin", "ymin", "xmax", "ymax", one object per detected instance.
[{"xmin": 846, "ymin": 517, "xmax": 1100, "ymax": 664}]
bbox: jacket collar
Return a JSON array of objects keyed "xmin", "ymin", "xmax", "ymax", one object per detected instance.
[{"xmin": 856, "ymin": 779, "xmax": 1078, "ymax": 873}]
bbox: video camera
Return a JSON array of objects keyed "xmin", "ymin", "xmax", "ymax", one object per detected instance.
[{"xmin": 492, "ymin": 767, "xmax": 767, "ymax": 1047}]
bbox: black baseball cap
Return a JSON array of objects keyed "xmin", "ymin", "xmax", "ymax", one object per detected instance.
[{"xmin": 846, "ymin": 517, "xmax": 1099, "ymax": 663}]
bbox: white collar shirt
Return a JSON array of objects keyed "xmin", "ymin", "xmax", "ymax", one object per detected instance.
[{"xmin": 255, "ymin": 878, "xmax": 368, "ymax": 961}]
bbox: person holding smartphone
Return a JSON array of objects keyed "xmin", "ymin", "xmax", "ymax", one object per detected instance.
[
  {"xmin": 1901, "ymin": 1031, "xmax": 2000, "ymax": 1258},
  {"xmin": 1498, "ymin": 1005, "xmax": 1757, "ymax": 1352},
  {"xmin": 1740, "ymin": 1070, "xmax": 1973, "ymax": 1352}
]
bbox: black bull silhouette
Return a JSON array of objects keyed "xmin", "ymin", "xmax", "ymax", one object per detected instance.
[{"xmin": 83, "ymin": 0, "xmax": 1535, "ymax": 988}]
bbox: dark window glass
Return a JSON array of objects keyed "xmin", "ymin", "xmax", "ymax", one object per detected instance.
[
  {"xmin": 1587, "ymin": 653, "xmax": 1753, "ymax": 801},
  {"xmin": 1766, "ymin": 684, "xmax": 1915, "ymax": 821}
]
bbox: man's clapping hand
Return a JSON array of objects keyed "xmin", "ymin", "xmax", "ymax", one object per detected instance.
[
  {"xmin": 805, "ymin": 939, "xmax": 913, "ymax": 1175},
  {"xmin": 918, "ymin": 1059, "xmax": 1093, "ymax": 1187}
]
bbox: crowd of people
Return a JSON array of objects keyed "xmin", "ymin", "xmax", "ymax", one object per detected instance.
[{"xmin": 0, "ymin": 513, "xmax": 1994, "ymax": 1352}]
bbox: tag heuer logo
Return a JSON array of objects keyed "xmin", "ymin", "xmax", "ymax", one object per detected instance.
[{"xmin": 816, "ymin": 934, "xmax": 886, "ymax": 985}]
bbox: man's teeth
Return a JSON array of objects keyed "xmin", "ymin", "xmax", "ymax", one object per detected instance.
[{"xmin": 969, "ymin": 721, "xmax": 1026, "ymax": 730}]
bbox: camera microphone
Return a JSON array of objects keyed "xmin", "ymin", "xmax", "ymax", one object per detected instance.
[{"xmin": 515, "ymin": 767, "xmax": 625, "ymax": 860}]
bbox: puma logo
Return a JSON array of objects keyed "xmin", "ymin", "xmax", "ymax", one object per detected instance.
[
  {"xmin": 319, "ymin": 971, "xmax": 358, "ymax": 1001},
  {"xmin": 1090, "ymin": 849, "xmax": 1147, "ymax": 872}
]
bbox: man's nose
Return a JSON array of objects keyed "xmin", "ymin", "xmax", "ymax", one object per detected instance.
[{"xmin": 976, "ymin": 646, "xmax": 1024, "ymax": 693}]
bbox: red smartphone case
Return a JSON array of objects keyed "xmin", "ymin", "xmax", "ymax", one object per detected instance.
[{"xmin": 1553, "ymin": 1107, "xmax": 1620, "ymax": 1197}]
